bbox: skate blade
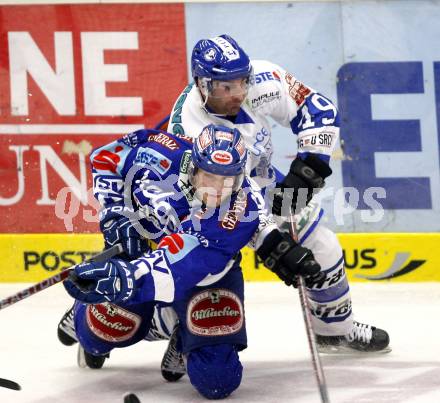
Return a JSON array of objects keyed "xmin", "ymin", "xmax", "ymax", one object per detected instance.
[
  {"xmin": 318, "ymin": 344, "xmax": 392, "ymax": 355},
  {"xmin": 77, "ymin": 345, "xmax": 87, "ymax": 368}
]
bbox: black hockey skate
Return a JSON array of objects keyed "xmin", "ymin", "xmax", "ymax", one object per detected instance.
[
  {"xmin": 161, "ymin": 325, "xmax": 186, "ymax": 382},
  {"xmin": 316, "ymin": 321, "xmax": 391, "ymax": 353},
  {"xmin": 77, "ymin": 345, "xmax": 109, "ymax": 369},
  {"xmin": 57, "ymin": 306, "xmax": 78, "ymax": 346},
  {"xmin": 58, "ymin": 305, "xmax": 110, "ymax": 369}
]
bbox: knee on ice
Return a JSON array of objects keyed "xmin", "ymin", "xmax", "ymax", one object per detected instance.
[{"xmin": 187, "ymin": 344, "xmax": 243, "ymax": 399}]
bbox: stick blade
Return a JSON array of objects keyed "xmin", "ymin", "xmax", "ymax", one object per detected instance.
[{"xmin": 0, "ymin": 377, "xmax": 21, "ymax": 390}]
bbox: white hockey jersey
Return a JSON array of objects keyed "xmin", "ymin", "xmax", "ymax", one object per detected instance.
[{"xmin": 167, "ymin": 59, "xmax": 340, "ymax": 189}]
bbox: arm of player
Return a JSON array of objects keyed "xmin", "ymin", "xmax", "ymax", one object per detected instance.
[
  {"xmin": 91, "ymin": 129, "xmax": 168, "ymax": 258},
  {"xmin": 251, "ymin": 62, "xmax": 339, "ymax": 215},
  {"xmin": 251, "ymin": 60, "xmax": 339, "ymax": 163},
  {"xmin": 63, "ymin": 232, "xmax": 234, "ymax": 304}
]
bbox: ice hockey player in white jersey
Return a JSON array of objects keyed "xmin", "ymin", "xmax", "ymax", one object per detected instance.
[{"xmin": 164, "ymin": 34, "xmax": 390, "ymax": 371}]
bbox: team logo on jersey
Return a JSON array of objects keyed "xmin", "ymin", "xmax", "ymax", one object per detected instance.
[
  {"xmin": 198, "ymin": 127, "xmax": 213, "ymax": 150},
  {"xmin": 187, "ymin": 289, "xmax": 243, "ymax": 336},
  {"xmin": 86, "ymin": 303, "xmax": 141, "ymax": 342},
  {"xmin": 204, "ymin": 48, "xmax": 217, "ymax": 61},
  {"xmin": 285, "ymin": 72, "xmax": 312, "ymax": 107},
  {"xmin": 211, "ymin": 150, "xmax": 232, "ymax": 165}
]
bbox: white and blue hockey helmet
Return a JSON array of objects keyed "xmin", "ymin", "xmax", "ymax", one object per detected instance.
[
  {"xmin": 189, "ymin": 124, "xmax": 247, "ymax": 206},
  {"xmin": 192, "ymin": 124, "xmax": 247, "ymax": 176}
]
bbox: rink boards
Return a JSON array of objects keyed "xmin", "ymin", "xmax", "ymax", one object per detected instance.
[{"xmin": 0, "ymin": 233, "xmax": 438, "ymax": 283}]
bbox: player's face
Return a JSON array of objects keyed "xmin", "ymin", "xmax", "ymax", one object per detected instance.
[
  {"xmin": 205, "ymin": 78, "xmax": 249, "ymax": 116},
  {"xmin": 192, "ymin": 169, "xmax": 236, "ymax": 207}
]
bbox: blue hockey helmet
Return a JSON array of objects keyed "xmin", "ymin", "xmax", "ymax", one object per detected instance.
[
  {"xmin": 191, "ymin": 34, "xmax": 253, "ymax": 82},
  {"xmin": 192, "ymin": 124, "xmax": 247, "ymax": 176}
]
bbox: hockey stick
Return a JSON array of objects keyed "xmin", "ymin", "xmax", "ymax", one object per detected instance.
[
  {"xmin": 288, "ymin": 211, "xmax": 330, "ymax": 403},
  {"xmin": 0, "ymin": 243, "xmax": 123, "ymax": 311}
]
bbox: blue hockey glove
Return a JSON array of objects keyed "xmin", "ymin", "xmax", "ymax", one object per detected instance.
[
  {"xmin": 272, "ymin": 155, "xmax": 332, "ymax": 216},
  {"xmin": 64, "ymin": 259, "xmax": 135, "ymax": 304},
  {"xmin": 99, "ymin": 205, "xmax": 149, "ymax": 259}
]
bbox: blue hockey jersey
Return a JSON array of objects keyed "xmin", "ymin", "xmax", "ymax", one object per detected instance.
[{"xmin": 90, "ymin": 129, "xmax": 277, "ymax": 303}]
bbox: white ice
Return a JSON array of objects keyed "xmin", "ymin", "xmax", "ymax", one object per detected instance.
[{"xmin": 1, "ymin": 282, "xmax": 439, "ymax": 403}]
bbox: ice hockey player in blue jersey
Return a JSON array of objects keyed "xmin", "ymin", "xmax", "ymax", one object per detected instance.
[{"xmin": 60, "ymin": 124, "xmax": 323, "ymax": 400}]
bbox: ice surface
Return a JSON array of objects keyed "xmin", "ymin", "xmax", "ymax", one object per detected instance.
[{"xmin": 1, "ymin": 282, "xmax": 439, "ymax": 403}]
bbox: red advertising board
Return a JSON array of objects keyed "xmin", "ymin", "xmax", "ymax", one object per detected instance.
[{"xmin": 0, "ymin": 4, "xmax": 187, "ymax": 233}]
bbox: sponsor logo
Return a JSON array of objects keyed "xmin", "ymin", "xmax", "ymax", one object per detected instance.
[
  {"xmin": 221, "ymin": 189, "xmax": 247, "ymax": 230},
  {"xmin": 347, "ymin": 250, "xmax": 426, "ymax": 281},
  {"xmin": 23, "ymin": 250, "xmax": 98, "ymax": 271},
  {"xmin": 197, "ymin": 127, "xmax": 213, "ymax": 151},
  {"xmin": 204, "ymin": 48, "xmax": 217, "ymax": 61},
  {"xmin": 252, "ymin": 127, "xmax": 271, "ymax": 157},
  {"xmin": 147, "ymin": 132, "xmax": 179, "ymax": 151},
  {"xmin": 255, "ymin": 71, "xmax": 281, "ymax": 84},
  {"xmin": 285, "ymin": 73, "xmax": 312, "ymax": 106},
  {"xmin": 251, "ymin": 91, "xmax": 281, "ymax": 108},
  {"xmin": 211, "ymin": 36, "xmax": 239, "ymax": 61},
  {"xmin": 179, "ymin": 150, "xmax": 192, "ymax": 175},
  {"xmin": 158, "ymin": 233, "xmax": 184, "ymax": 254},
  {"xmin": 211, "ymin": 150, "xmax": 232, "ymax": 165},
  {"xmin": 134, "ymin": 147, "xmax": 172, "ymax": 174},
  {"xmin": 310, "ymin": 297, "xmax": 352, "ymax": 322},
  {"xmin": 216, "ymin": 131, "xmax": 234, "ymax": 142},
  {"xmin": 86, "ymin": 303, "xmax": 141, "ymax": 342},
  {"xmin": 93, "ymin": 175, "xmax": 123, "ymax": 194},
  {"xmin": 187, "ymin": 289, "xmax": 243, "ymax": 336},
  {"xmin": 91, "ymin": 146, "xmax": 124, "ymax": 173},
  {"xmin": 298, "ymin": 132, "xmax": 334, "ymax": 149},
  {"xmin": 174, "ymin": 133, "xmax": 193, "ymax": 143}
]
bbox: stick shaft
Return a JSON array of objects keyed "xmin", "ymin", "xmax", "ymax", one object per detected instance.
[
  {"xmin": 289, "ymin": 215, "xmax": 330, "ymax": 403},
  {"xmin": 0, "ymin": 244, "xmax": 123, "ymax": 311}
]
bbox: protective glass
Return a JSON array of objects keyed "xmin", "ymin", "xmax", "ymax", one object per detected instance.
[{"xmin": 200, "ymin": 73, "xmax": 254, "ymax": 99}]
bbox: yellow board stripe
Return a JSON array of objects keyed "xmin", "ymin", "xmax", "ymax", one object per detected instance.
[{"xmin": 0, "ymin": 233, "xmax": 439, "ymax": 283}]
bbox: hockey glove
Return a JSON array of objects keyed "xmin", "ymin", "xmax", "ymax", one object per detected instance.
[
  {"xmin": 64, "ymin": 259, "xmax": 135, "ymax": 304},
  {"xmin": 272, "ymin": 154, "xmax": 332, "ymax": 216},
  {"xmin": 257, "ymin": 229, "xmax": 324, "ymax": 287},
  {"xmin": 100, "ymin": 205, "xmax": 149, "ymax": 259}
]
